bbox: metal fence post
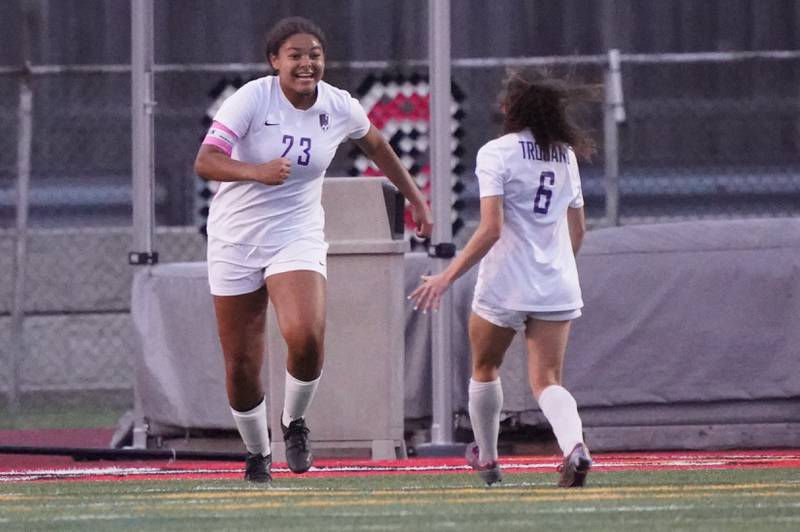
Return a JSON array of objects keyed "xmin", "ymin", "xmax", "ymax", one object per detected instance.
[
  {"xmin": 603, "ymin": 49, "xmax": 625, "ymax": 226},
  {"xmin": 415, "ymin": 0, "xmax": 462, "ymax": 456},
  {"xmin": 129, "ymin": 0, "xmax": 157, "ymax": 449},
  {"xmin": 130, "ymin": 0, "xmax": 157, "ymax": 265},
  {"xmin": 10, "ymin": 70, "xmax": 33, "ymax": 413}
]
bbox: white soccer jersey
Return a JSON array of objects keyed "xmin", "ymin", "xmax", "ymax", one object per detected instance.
[
  {"xmin": 473, "ymin": 130, "xmax": 584, "ymax": 311},
  {"xmin": 204, "ymin": 76, "xmax": 371, "ymax": 246}
]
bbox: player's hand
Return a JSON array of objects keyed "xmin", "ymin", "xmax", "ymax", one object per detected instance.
[
  {"xmin": 408, "ymin": 272, "xmax": 450, "ymax": 313},
  {"xmin": 252, "ymin": 157, "xmax": 291, "ymax": 185},
  {"xmin": 411, "ymin": 201, "xmax": 433, "ymax": 239}
]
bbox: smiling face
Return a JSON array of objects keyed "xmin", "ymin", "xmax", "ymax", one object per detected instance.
[{"xmin": 269, "ymin": 33, "xmax": 325, "ymax": 108}]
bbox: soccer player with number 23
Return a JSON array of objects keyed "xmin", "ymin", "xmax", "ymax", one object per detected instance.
[{"xmin": 195, "ymin": 17, "xmax": 432, "ymax": 484}]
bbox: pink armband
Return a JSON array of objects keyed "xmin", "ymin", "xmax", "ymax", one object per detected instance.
[{"xmin": 203, "ymin": 121, "xmax": 238, "ymax": 156}]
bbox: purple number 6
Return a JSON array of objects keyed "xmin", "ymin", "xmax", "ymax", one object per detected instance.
[{"xmin": 534, "ymin": 171, "xmax": 555, "ymax": 214}]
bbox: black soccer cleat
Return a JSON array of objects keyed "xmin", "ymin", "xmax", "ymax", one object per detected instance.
[
  {"xmin": 244, "ymin": 452, "xmax": 273, "ymax": 484},
  {"xmin": 282, "ymin": 417, "xmax": 313, "ymax": 474}
]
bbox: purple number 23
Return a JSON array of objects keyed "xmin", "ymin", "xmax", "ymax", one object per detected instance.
[{"xmin": 281, "ymin": 134, "xmax": 312, "ymax": 166}]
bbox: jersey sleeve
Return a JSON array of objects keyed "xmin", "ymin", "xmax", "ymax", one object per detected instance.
[
  {"xmin": 475, "ymin": 142, "xmax": 506, "ymax": 197},
  {"xmin": 346, "ymin": 97, "xmax": 372, "ymax": 140},
  {"xmin": 202, "ymin": 81, "xmax": 261, "ymax": 155},
  {"xmin": 567, "ymin": 148, "xmax": 584, "ymax": 208}
]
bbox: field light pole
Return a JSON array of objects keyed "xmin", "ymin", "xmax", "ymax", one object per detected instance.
[{"xmin": 415, "ymin": 0, "xmax": 464, "ymax": 457}]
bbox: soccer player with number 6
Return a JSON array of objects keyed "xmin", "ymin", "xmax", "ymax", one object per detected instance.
[
  {"xmin": 410, "ymin": 70, "xmax": 596, "ymax": 487},
  {"xmin": 194, "ymin": 16, "xmax": 432, "ymax": 484}
]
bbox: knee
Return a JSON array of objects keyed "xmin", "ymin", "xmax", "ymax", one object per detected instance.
[
  {"xmin": 472, "ymin": 359, "xmax": 501, "ymax": 382},
  {"xmin": 225, "ymin": 356, "xmax": 261, "ymax": 386},
  {"xmin": 284, "ymin": 326, "xmax": 324, "ymax": 381},
  {"xmin": 283, "ymin": 322, "xmax": 324, "ymax": 361}
]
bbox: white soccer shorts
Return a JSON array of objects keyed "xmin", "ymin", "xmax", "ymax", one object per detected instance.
[
  {"xmin": 471, "ymin": 299, "xmax": 582, "ymax": 331},
  {"xmin": 207, "ymin": 233, "xmax": 329, "ymax": 296}
]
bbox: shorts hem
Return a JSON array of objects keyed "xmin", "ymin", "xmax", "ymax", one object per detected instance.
[
  {"xmin": 209, "ymin": 284, "xmax": 265, "ymax": 297},
  {"xmin": 471, "ymin": 305, "xmax": 522, "ymax": 332},
  {"xmin": 471, "ymin": 301, "xmax": 581, "ymax": 330},
  {"xmin": 531, "ymin": 308, "xmax": 582, "ymax": 321},
  {"xmin": 265, "ymin": 262, "xmax": 327, "ymax": 279}
]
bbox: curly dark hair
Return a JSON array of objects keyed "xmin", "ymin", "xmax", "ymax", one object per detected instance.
[
  {"xmin": 501, "ymin": 69, "xmax": 598, "ymax": 161},
  {"xmin": 264, "ymin": 16, "xmax": 327, "ymax": 61}
]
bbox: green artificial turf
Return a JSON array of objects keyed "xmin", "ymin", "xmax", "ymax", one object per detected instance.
[
  {"xmin": 0, "ymin": 391, "xmax": 131, "ymax": 430},
  {"xmin": 1, "ymin": 468, "xmax": 798, "ymax": 531}
]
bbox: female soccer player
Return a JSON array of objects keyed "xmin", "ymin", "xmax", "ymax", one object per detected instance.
[
  {"xmin": 410, "ymin": 70, "xmax": 595, "ymax": 487},
  {"xmin": 195, "ymin": 17, "xmax": 432, "ymax": 484}
]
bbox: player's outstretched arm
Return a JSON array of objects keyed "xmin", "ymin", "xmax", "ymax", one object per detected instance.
[
  {"xmin": 409, "ymin": 196, "xmax": 503, "ymax": 312},
  {"xmin": 353, "ymin": 126, "xmax": 433, "ymax": 238}
]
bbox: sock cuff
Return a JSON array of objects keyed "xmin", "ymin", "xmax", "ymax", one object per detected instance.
[
  {"xmin": 469, "ymin": 378, "xmax": 502, "ymax": 393},
  {"xmin": 231, "ymin": 396, "xmax": 266, "ymax": 418},
  {"xmin": 537, "ymin": 385, "xmax": 575, "ymax": 406},
  {"xmin": 286, "ymin": 370, "xmax": 322, "ymax": 388}
]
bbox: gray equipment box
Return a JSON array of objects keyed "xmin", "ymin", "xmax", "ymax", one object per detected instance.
[{"xmin": 267, "ymin": 177, "xmax": 409, "ymax": 460}]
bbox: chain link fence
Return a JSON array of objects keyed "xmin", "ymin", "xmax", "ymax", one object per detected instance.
[
  {"xmin": 617, "ymin": 56, "xmax": 800, "ymax": 222},
  {"xmin": 2, "ymin": 51, "xmax": 799, "ymax": 430},
  {"xmin": 0, "ymin": 67, "xmax": 209, "ymax": 426}
]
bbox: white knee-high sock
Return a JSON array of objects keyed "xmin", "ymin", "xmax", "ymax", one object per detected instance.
[
  {"xmin": 537, "ymin": 385, "xmax": 584, "ymax": 456},
  {"xmin": 282, "ymin": 370, "xmax": 321, "ymax": 427},
  {"xmin": 230, "ymin": 396, "xmax": 271, "ymax": 457},
  {"xmin": 468, "ymin": 378, "xmax": 503, "ymax": 464}
]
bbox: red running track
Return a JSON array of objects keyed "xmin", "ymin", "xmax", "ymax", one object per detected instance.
[{"xmin": 1, "ymin": 449, "xmax": 798, "ymax": 483}]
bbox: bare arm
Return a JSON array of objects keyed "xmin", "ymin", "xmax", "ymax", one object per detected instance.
[
  {"xmin": 193, "ymin": 144, "xmax": 291, "ymax": 186},
  {"xmin": 567, "ymin": 206, "xmax": 586, "ymax": 254},
  {"xmin": 353, "ymin": 126, "xmax": 433, "ymax": 238},
  {"xmin": 409, "ymin": 196, "xmax": 503, "ymax": 312}
]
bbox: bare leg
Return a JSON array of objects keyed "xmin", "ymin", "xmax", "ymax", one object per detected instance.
[
  {"xmin": 525, "ymin": 318, "xmax": 571, "ymax": 399},
  {"xmin": 467, "ymin": 312, "xmax": 515, "ymax": 467},
  {"xmin": 525, "ymin": 318, "xmax": 585, "ymax": 457},
  {"xmin": 213, "ymin": 287, "xmax": 271, "ymax": 473},
  {"xmin": 268, "ymin": 270, "xmax": 325, "ymax": 420},
  {"xmin": 266, "ymin": 270, "xmax": 326, "ymax": 381},
  {"xmin": 468, "ymin": 312, "xmax": 516, "ymax": 382},
  {"xmin": 266, "ymin": 270, "xmax": 326, "ymax": 474},
  {"xmin": 213, "ymin": 287, "xmax": 268, "ymax": 412}
]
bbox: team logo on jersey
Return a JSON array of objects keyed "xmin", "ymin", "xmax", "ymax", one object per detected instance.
[{"xmin": 319, "ymin": 113, "xmax": 330, "ymax": 131}]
